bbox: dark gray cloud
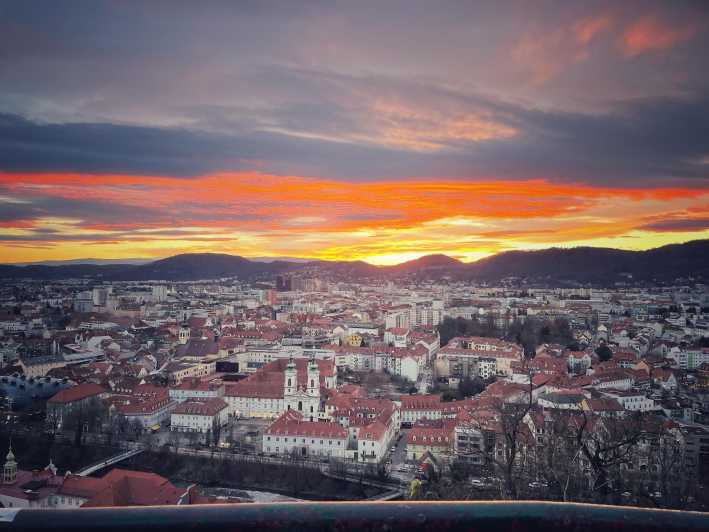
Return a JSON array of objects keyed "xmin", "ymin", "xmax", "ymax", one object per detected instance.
[
  {"xmin": 1, "ymin": 1, "xmax": 709, "ymax": 187},
  {"xmin": 1, "ymin": 88, "xmax": 708, "ymax": 187},
  {"xmin": 0, "ymin": 192, "xmax": 167, "ymax": 225},
  {"xmin": 0, "ymin": 186, "xmax": 272, "ymax": 230},
  {"xmin": 639, "ymin": 218, "xmax": 709, "ymax": 232}
]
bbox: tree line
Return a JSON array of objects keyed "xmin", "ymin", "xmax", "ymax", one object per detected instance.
[{"xmin": 438, "ymin": 316, "xmax": 576, "ymax": 356}]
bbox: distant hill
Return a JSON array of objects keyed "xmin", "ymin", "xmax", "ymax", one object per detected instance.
[
  {"xmin": 118, "ymin": 253, "xmax": 293, "ymax": 281},
  {"xmin": 1, "ymin": 240, "xmax": 708, "ymax": 284},
  {"xmin": 0, "ymin": 253, "xmax": 294, "ymax": 282},
  {"xmin": 15, "ymin": 258, "xmax": 155, "ymax": 266},
  {"xmin": 464, "ymin": 240, "xmax": 709, "ymax": 283}
]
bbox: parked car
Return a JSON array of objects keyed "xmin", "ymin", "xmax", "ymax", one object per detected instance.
[{"xmin": 528, "ymin": 481, "xmax": 548, "ymax": 489}]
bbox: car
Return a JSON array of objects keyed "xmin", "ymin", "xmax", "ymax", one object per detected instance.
[
  {"xmin": 390, "ymin": 446, "xmax": 397, "ymax": 452},
  {"xmin": 528, "ymin": 481, "xmax": 548, "ymax": 489},
  {"xmin": 470, "ymin": 479, "xmax": 485, "ymax": 488}
]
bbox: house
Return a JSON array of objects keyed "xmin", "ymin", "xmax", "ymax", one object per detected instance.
[
  {"xmin": 19, "ymin": 355, "xmax": 67, "ymax": 378},
  {"xmin": 652, "ymin": 368, "xmax": 678, "ymax": 391},
  {"xmin": 356, "ymin": 420, "xmax": 390, "ymax": 463},
  {"xmin": 567, "ymin": 350, "xmax": 592, "ymax": 374},
  {"xmin": 581, "ymin": 397, "xmax": 624, "ymax": 417},
  {"xmin": 59, "ymin": 469, "xmax": 193, "ymax": 507},
  {"xmin": 537, "ymin": 391, "xmax": 585, "ymax": 410},
  {"xmin": 169, "ymin": 377, "xmax": 224, "ymax": 403},
  {"xmin": 170, "ymin": 398, "xmax": 228, "ymax": 433},
  {"xmin": 46, "ymin": 383, "xmax": 108, "ymax": 431},
  {"xmin": 164, "ymin": 361, "xmax": 216, "ymax": 385},
  {"xmin": 262, "ymin": 410, "xmax": 348, "ymax": 459},
  {"xmin": 111, "ymin": 386, "xmax": 176, "ymax": 429},
  {"xmin": 406, "ymin": 425, "xmax": 453, "ymax": 462},
  {"xmin": 400, "ymin": 395, "xmax": 443, "ymax": 426},
  {"xmin": 384, "ymin": 328, "xmax": 409, "ymax": 348},
  {"xmin": 601, "ymin": 389, "xmax": 656, "ymax": 412}
]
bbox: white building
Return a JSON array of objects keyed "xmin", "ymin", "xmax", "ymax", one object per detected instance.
[
  {"xmin": 170, "ymin": 398, "xmax": 229, "ymax": 433},
  {"xmin": 263, "ymin": 410, "xmax": 348, "ymax": 459},
  {"xmin": 601, "ymin": 390, "xmax": 656, "ymax": 412}
]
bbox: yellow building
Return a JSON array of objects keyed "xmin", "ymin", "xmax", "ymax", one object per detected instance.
[{"xmin": 347, "ymin": 334, "xmax": 363, "ymax": 347}]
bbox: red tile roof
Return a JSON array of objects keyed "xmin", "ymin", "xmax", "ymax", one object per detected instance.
[
  {"xmin": 47, "ymin": 382, "xmax": 106, "ymax": 404},
  {"xmin": 407, "ymin": 426, "xmax": 453, "ymax": 446},
  {"xmin": 173, "ymin": 398, "xmax": 227, "ymax": 417},
  {"xmin": 400, "ymin": 394, "xmax": 442, "ymax": 410},
  {"xmin": 63, "ymin": 469, "xmax": 187, "ymax": 507},
  {"xmin": 265, "ymin": 410, "xmax": 348, "ymax": 439}
]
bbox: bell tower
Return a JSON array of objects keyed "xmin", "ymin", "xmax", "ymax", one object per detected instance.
[
  {"xmin": 3, "ymin": 443, "xmax": 17, "ymax": 485},
  {"xmin": 307, "ymin": 355, "xmax": 320, "ymax": 398},
  {"xmin": 284, "ymin": 355, "xmax": 298, "ymax": 397}
]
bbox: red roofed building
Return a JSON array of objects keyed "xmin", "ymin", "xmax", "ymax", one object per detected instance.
[
  {"xmin": 46, "ymin": 383, "xmax": 108, "ymax": 431},
  {"xmin": 224, "ymin": 357, "xmax": 336, "ymax": 419},
  {"xmin": 60, "ymin": 469, "xmax": 192, "ymax": 507},
  {"xmin": 263, "ymin": 410, "xmax": 348, "ymax": 459},
  {"xmin": 169, "ymin": 376, "xmax": 224, "ymax": 403},
  {"xmin": 110, "ymin": 385, "xmax": 176, "ymax": 429},
  {"xmin": 400, "ymin": 394, "xmax": 443, "ymax": 425},
  {"xmin": 170, "ymin": 398, "xmax": 228, "ymax": 433},
  {"xmin": 406, "ymin": 425, "xmax": 453, "ymax": 462}
]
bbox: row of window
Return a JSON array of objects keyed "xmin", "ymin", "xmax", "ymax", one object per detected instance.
[{"xmin": 266, "ymin": 436, "xmax": 342, "ymax": 446}]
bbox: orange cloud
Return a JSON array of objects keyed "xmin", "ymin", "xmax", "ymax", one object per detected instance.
[
  {"xmin": 0, "ymin": 171, "xmax": 707, "ymax": 264},
  {"xmin": 622, "ymin": 15, "xmax": 698, "ymax": 57},
  {"xmin": 512, "ymin": 13, "xmax": 613, "ymax": 85},
  {"xmin": 574, "ymin": 13, "xmax": 614, "ymax": 45}
]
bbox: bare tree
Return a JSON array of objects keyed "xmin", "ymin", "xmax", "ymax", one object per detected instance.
[
  {"xmin": 530, "ymin": 410, "xmax": 585, "ymax": 502},
  {"xmin": 489, "ymin": 370, "xmax": 534, "ymax": 499},
  {"xmin": 572, "ymin": 411, "xmax": 644, "ymax": 502}
]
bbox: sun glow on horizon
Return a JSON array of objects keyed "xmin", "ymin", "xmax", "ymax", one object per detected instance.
[{"xmin": 0, "ymin": 171, "xmax": 708, "ymax": 265}]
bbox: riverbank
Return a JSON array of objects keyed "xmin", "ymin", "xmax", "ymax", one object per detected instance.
[
  {"xmin": 123, "ymin": 449, "xmax": 385, "ymax": 501},
  {"xmin": 0, "ymin": 426, "xmax": 120, "ymax": 474}
]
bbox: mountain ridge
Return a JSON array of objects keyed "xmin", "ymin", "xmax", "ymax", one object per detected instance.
[{"xmin": 1, "ymin": 240, "xmax": 708, "ymax": 284}]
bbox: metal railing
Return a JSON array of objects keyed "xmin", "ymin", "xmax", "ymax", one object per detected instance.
[{"xmin": 1, "ymin": 501, "xmax": 708, "ymax": 531}]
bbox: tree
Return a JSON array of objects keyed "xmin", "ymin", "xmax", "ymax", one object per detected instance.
[
  {"xmin": 458, "ymin": 376, "xmax": 485, "ymax": 398},
  {"xmin": 63, "ymin": 397, "xmax": 106, "ymax": 447},
  {"xmin": 532, "ymin": 410, "xmax": 586, "ymax": 502},
  {"xmin": 595, "ymin": 345, "xmax": 613, "ymax": 362},
  {"xmin": 489, "ymin": 368, "xmax": 535, "ymax": 499},
  {"xmin": 572, "ymin": 411, "xmax": 644, "ymax": 503}
]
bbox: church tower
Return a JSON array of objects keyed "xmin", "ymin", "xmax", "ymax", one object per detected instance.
[
  {"xmin": 178, "ymin": 323, "xmax": 190, "ymax": 345},
  {"xmin": 284, "ymin": 356, "xmax": 298, "ymax": 397},
  {"xmin": 307, "ymin": 355, "xmax": 320, "ymax": 398},
  {"xmin": 3, "ymin": 444, "xmax": 17, "ymax": 485}
]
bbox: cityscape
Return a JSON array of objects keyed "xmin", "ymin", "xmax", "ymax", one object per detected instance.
[
  {"xmin": 1, "ymin": 1, "xmax": 709, "ymax": 526},
  {"xmin": 0, "ymin": 253, "xmax": 708, "ymax": 510}
]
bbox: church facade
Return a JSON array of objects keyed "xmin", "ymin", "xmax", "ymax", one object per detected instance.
[{"xmin": 224, "ymin": 356, "xmax": 335, "ymax": 419}]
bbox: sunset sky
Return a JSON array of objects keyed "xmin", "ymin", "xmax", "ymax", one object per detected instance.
[{"xmin": 1, "ymin": 1, "xmax": 708, "ymax": 265}]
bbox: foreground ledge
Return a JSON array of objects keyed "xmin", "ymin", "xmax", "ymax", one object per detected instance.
[{"xmin": 1, "ymin": 500, "xmax": 708, "ymax": 531}]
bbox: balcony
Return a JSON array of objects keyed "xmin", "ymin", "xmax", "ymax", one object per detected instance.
[{"xmin": 1, "ymin": 501, "xmax": 707, "ymax": 531}]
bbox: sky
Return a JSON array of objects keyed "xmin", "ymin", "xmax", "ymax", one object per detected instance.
[{"xmin": 1, "ymin": 1, "xmax": 708, "ymax": 265}]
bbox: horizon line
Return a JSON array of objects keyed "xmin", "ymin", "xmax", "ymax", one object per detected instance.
[{"xmin": 2, "ymin": 238, "xmax": 706, "ymax": 268}]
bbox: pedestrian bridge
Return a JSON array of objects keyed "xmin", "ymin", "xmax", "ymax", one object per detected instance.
[{"xmin": 74, "ymin": 447, "xmax": 144, "ymax": 477}]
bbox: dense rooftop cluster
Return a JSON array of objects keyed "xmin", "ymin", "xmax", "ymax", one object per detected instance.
[{"xmin": 0, "ymin": 271, "xmax": 708, "ymax": 509}]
